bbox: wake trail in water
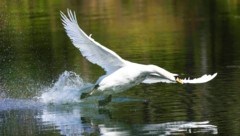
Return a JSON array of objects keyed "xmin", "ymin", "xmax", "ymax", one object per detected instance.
[{"xmin": 38, "ymin": 71, "xmax": 94, "ymax": 104}]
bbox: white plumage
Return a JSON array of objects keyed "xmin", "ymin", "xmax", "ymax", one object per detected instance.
[
  {"xmin": 61, "ymin": 10, "xmax": 126, "ymax": 74},
  {"xmin": 60, "ymin": 9, "xmax": 217, "ymax": 95}
]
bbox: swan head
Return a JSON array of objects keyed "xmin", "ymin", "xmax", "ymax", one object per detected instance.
[{"xmin": 147, "ymin": 65, "xmax": 181, "ymax": 83}]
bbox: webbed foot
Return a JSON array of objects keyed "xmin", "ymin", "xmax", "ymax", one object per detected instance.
[
  {"xmin": 80, "ymin": 92, "xmax": 91, "ymax": 99},
  {"xmin": 80, "ymin": 88, "xmax": 97, "ymax": 99}
]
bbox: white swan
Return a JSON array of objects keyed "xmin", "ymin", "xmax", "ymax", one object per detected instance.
[{"xmin": 60, "ymin": 10, "xmax": 217, "ymax": 100}]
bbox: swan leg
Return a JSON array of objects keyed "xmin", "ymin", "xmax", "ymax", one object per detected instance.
[
  {"xmin": 80, "ymin": 85, "xmax": 99, "ymax": 99},
  {"xmin": 80, "ymin": 92, "xmax": 91, "ymax": 99},
  {"xmin": 80, "ymin": 89, "xmax": 97, "ymax": 99},
  {"xmin": 98, "ymin": 95, "xmax": 112, "ymax": 106}
]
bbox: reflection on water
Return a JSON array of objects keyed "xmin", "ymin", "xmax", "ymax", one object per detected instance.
[
  {"xmin": 41, "ymin": 106, "xmax": 217, "ymax": 135},
  {"xmin": 0, "ymin": 99, "xmax": 217, "ymax": 136},
  {"xmin": 1, "ymin": 0, "xmax": 240, "ymax": 135},
  {"xmin": 0, "ymin": 98, "xmax": 43, "ymax": 111},
  {"xmin": 140, "ymin": 121, "xmax": 217, "ymax": 135}
]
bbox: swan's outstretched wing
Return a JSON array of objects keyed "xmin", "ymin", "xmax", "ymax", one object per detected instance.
[
  {"xmin": 142, "ymin": 73, "xmax": 217, "ymax": 84},
  {"xmin": 61, "ymin": 9, "xmax": 126, "ymax": 73},
  {"xmin": 180, "ymin": 73, "xmax": 217, "ymax": 84}
]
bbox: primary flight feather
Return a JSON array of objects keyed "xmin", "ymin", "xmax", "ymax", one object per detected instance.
[{"xmin": 61, "ymin": 9, "xmax": 217, "ymax": 97}]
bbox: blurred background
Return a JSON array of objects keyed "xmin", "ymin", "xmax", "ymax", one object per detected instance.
[{"xmin": 0, "ymin": 0, "xmax": 240, "ymax": 135}]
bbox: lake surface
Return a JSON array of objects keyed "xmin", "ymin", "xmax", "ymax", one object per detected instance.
[{"xmin": 0, "ymin": 0, "xmax": 240, "ymax": 135}]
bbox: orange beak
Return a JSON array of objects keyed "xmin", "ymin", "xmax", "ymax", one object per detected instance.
[{"xmin": 176, "ymin": 77, "xmax": 183, "ymax": 84}]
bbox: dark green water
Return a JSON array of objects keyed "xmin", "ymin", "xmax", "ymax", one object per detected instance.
[{"xmin": 1, "ymin": 0, "xmax": 240, "ymax": 135}]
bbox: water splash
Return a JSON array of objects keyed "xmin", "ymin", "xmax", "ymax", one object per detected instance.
[{"xmin": 38, "ymin": 71, "xmax": 94, "ymax": 104}]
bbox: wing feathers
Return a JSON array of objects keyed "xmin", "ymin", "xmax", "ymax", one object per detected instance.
[
  {"xmin": 61, "ymin": 9, "xmax": 126, "ymax": 73},
  {"xmin": 142, "ymin": 74, "xmax": 175, "ymax": 84}
]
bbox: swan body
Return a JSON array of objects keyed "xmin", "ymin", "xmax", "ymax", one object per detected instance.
[
  {"xmin": 97, "ymin": 64, "xmax": 171, "ymax": 93},
  {"xmin": 60, "ymin": 10, "xmax": 217, "ymax": 97}
]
